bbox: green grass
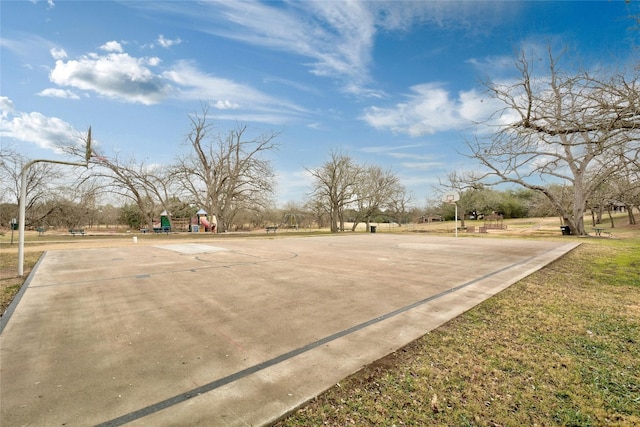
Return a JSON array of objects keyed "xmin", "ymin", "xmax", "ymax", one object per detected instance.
[{"xmin": 274, "ymin": 236, "xmax": 640, "ymax": 426}]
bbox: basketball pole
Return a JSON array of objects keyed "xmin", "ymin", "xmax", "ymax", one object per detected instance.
[
  {"xmin": 455, "ymin": 203, "xmax": 458, "ymax": 238},
  {"xmin": 442, "ymin": 192, "xmax": 460, "ymax": 238},
  {"xmin": 17, "ymin": 128, "xmax": 92, "ymax": 276}
]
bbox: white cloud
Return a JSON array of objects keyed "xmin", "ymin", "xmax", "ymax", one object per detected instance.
[
  {"xmin": 157, "ymin": 35, "xmax": 182, "ymax": 48},
  {"xmin": 37, "ymin": 88, "xmax": 80, "ymax": 99},
  {"xmin": 466, "ymin": 55, "xmax": 515, "ymax": 78},
  {"xmin": 263, "ymin": 76, "xmax": 321, "ymax": 95},
  {"xmin": 43, "ymin": 41, "xmax": 303, "ymax": 120},
  {"xmin": 397, "ymin": 160, "xmax": 445, "ymax": 171},
  {"xmin": 100, "ymin": 41, "xmax": 123, "ymax": 52},
  {"xmin": 177, "ymin": 1, "xmax": 376, "ymax": 95},
  {"xmin": 49, "ymin": 52, "xmax": 168, "ymax": 105},
  {"xmin": 361, "ymin": 83, "xmax": 496, "ymax": 136},
  {"xmin": 387, "ymin": 152, "xmax": 435, "ymax": 161},
  {"xmin": 143, "ymin": 1, "xmax": 518, "ymax": 97},
  {"xmin": 50, "ymin": 47, "xmax": 67, "ymax": 60},
  {"xmin": 163, "ymin": 60, "xmax": 304, "ymax": 116},
  {"xmin": 360, "ymin": 143, "xmax": 423, "ymax": 153},
  {"xmin": 214, "ymin": 99, "xmax": 240, "ymax": 110},
  {"xmin": 0, "ymin": 96, "xmax": 16, "ymax": 118},
  {"xmin": 0, "ymin": 110, "xmax": 78, "ymax": 150}
]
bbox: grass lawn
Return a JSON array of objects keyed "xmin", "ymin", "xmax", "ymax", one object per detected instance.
[
  {"xmin": 274, "ymin": 231, "xmax": 640, "ymax": 426},
  {"xmin": 1, "ymin": 250, "xmax": 43, "ymax": 315},
  {"xmin": 2, "ymin": 220, "xmax": 639, "ymax": 426}
]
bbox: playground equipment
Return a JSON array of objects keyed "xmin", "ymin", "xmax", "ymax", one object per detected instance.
[
  {"xmin": 170, "ymin": 218, "xmax": 191, "ymax": 232},
  {"xmin": 484, "ymin": 213, "xmax": 506, "ymax": 230},
  {"xmin": 154, "ymin": 210, "xmax": 171, "ymax": 233},
  {"xmin": 195, "ymin": 209, "xmax": 216, "ymax": 232},
  {"xmin": 282, "ymin": 212, "xmax": 301, "ymax": 230}
]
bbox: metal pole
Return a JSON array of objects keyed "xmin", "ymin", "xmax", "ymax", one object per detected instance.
[
  {"xmin": 18, "ymin": 160, "xmax": 33, "ymax": 277},
  {"xmin": 18, "ymin": 159, "xmax": 88, "ymax": 277},
  {"xmin": 455, "ymin": 203, "xmax": 458, "ymax": 238}
]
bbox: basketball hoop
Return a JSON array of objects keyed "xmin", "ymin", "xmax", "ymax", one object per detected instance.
[
  {"xmin": 441, "ymin": 192, "xmax": 460, "ymax": 238},
  {"xmin": 442, "ymin": 192, "xmax": 460, "ymax": 204}
]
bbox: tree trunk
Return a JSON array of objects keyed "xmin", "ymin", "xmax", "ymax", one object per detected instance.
[
  {"xmin": 628, "ymin": 206, "xmax": 636, "ymax": 225},
  {"xmin": 329, "ymin": 205, "xmax": 339, "ymax": 232},
  {"xmin": 607, "ymin": 207, "xmax": 615, "ymax": 228},
  {"xmin": 597, "ymin": 206, "xmax": 603, "ymax": 225}
]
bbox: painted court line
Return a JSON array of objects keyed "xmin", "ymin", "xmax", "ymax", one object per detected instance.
[
  {"xmin": 153, "ymin": 243, "xmax": 229, "ymax": 254},
  {"xmin": 95, "ymin": 248, "xmax": 549, "ymax": 427}
]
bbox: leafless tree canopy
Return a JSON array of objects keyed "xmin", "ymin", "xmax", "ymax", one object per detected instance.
[
  {"xmin": 350, "ymin": 165, "xmax": 401, "ymax": 231},
  {"xmin": 307, "ymin": 149, "xmax": 407, "ymax": 232},
  {"xmin": 0, "ymin": 146, "xmax": 62, "ymax": 227},
  {"xmin": 88, "ymin": 153, "xmax": 173, "ymax": 230},
  {"xmin": 307, "ymin": 149, "xmax": 359, "ymax": 232},
  {"xmin": 172, "ymin": 104, "xmax": 279, "ymax": 232},
  {"xmin": 468, "ymin": 48, "xmax": 640, "ymax": 235}
]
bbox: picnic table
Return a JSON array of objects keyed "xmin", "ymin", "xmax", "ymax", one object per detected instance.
[
  {"xmin": 266, "ymin": 226, "xmax": 278, "ymax": 233},
  {"xmin": 592, "ymin": 227, "xmax": 611, "ymax": 237}
]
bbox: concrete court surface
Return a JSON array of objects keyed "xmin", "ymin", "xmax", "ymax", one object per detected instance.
[{"xmin": 1, "ymin": 233, "xmax": 579, "ymax": 426}]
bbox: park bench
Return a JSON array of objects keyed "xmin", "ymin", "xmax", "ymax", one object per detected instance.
[
  {"xmin": 266, "ymin": 226, "xmax": 278, "ymax": 233},
  {"xmin": 140, "ymin": 228, "xmax": 150, "ymax": 233},
  {"xmin": 36, "ymin": 227, "xmax": 46, "ymax": 236},
  {"xmin": 153, "ymin": 226, "xmax": 171, "ymax": 234},
  {"xmin": 69, "ymin": 228, "xmax": 85, "ymax": 236},
  {"xmin": 592, "ymin": 227, "xmax": 612, "ymax": 237}
]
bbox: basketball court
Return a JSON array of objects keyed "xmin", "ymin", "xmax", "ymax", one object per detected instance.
[{"xmin": 0, "ymin": 234, "xmax": 579, "ymax": 426}]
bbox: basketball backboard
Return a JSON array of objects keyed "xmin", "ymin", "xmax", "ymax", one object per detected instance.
[{"xmin": 442, "ymin": 192, "xmax": 460, "ymax": 203}]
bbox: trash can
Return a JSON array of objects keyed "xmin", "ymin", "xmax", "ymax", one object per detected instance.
[
  {"xmin": 560, "ymin": 225, "xmax": 571, "ymax": 235},
  {"xmin": 370, "ymin": 225, "xmax": 377, "ymax": 233}
]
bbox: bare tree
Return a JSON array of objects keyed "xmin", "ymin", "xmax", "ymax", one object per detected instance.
[
  {"xmin": 386, "ymin": 186, "xmax": 414, "ymax": 226},
  {"xmin": 304, "ymin": 197, "xmax": 329, "ymax": 229},
  {"xmin": 307, "ymin": 149, "xmax": 362, "ymax": 232},
  {"xmin": 350, "ymin": 165, "xmax": 401, "ymax": 231},
  {"xmin": 468, "ymin": 47, "xmax": 640, "ymax": 235},
  {"xmin": 88, "ymin": 154, "xmax": 170, "ymax": 230},
  {"xmin": 0, "ymin": 147, "xmax": 62, "ymax": 227},
  {"xmin": 607, "ymin": 157, "xmax": 640, "ymax": 225},
  {"xmin": 173, "ymin": 104, "xmax": 279, "ymax": 233}
]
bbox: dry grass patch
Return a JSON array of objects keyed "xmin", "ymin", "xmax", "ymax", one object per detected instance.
[
  {"xmin": 276, "ymin": 238, "xmax": 640, "ymax": 426},
  {"xmin": 1, "ymin": 251, "xmax": 43, "ymax": 315}
]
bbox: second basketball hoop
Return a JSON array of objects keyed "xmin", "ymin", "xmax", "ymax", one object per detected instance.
[
  {"xmin": 442, "ymin": 192, "xmax": 460, "ymax": 237},
  {"xmin": 442, "ymin": 192, "xmax": 460, "ymax": 204}
]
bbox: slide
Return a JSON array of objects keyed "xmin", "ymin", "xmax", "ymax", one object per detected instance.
[{"xmin": 200, "ymin": 217, "xmax": 214, "ymax": 232}]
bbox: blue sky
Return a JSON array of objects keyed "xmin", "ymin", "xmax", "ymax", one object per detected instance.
[{"xmin": 1, "ymin": 1, "xmax": 638, "ymax": 206}]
